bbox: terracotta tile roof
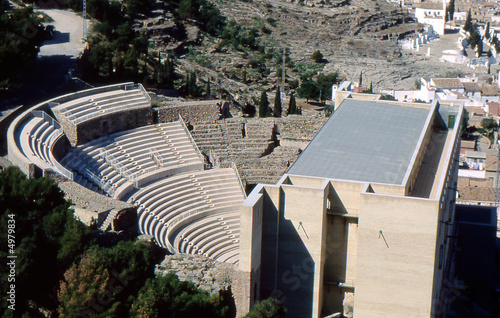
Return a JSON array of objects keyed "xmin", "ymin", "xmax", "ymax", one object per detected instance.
[
  {"xmin": 461, "ymin": 140, "xmax": 476, "ymax": 149},
  {"xmin": 465, "ymin": 106, "xmax": 485, "ymax": 115},
  {"xmin": 485, "ymin": 154, "xmax": 498, "ymax": 172},
  {"xmin": 487, "ymin": 102, "xmax": 500, "ymax": 115},
  {"xmin": 481, "ymin": 85, "xmax": 500, "ymax": 96},
  {"xmin": 353, "ymin": 86, "xmax": 368, "ymax": 93},
  {"xmin": 462, "ymin": 82, "xmax": 481, "ymax": 92},
  {"xmin": 450, "ymin": 91, "xmax": 468, "ymax": 99},
  {"xmin": 416, "ymin": 3, "xmax": 445, "ymax": 10},
  {"xmin": 430, "ymin": 78, "xmax": 464, "ymax": 89}
]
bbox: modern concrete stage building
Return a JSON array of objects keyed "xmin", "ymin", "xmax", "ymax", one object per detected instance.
[{"xmin": 239, "ymin": 98, "xmax": 464, "ymax": 317}]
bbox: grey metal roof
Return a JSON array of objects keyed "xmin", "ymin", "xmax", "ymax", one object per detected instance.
[{"xmin": 287, "ymin": 99, "xmax": 431, "ymax": 184}]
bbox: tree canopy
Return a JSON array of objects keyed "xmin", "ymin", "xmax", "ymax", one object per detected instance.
[
  {"xmin": 130, "ymin": 273, "xmax": 235, "ymax": 318},
  {"xmin": 0, "ymin": 166, "xmax": 93, "ymax": 314},
  {"xmin": 0, "ymin": 167, "xmax": 233, "ymax": 317},
  {"xmin": 297, "ymin": 80, "xmax": 319, "ymax": 102},
  {"xmin": 244, "ymin": 298, "xmax": 286, "ymax": 318},
  {"xmin": 0, "ymin": 3, "xmax": 46, "ymax": 86},
  {"xmin": 316, "ymin": 73, "xmax": 339, "ymax": 102}
]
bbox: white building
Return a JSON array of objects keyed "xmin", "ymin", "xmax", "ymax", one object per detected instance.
[{"xmin": 414, "ymin": 1, "xmax": 447, "ymax": 35}]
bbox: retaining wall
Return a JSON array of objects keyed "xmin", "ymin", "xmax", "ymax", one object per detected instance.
[
  {"xmin": 54, "ymin": 106, "xmax": 154, "ymax": 146},
  {"xmin": 157, "ymin": 102, "xmax": 223, "ymax": 125}
]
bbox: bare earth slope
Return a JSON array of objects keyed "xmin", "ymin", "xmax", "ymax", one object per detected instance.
[{"xmin": 149, "ymin": 0, "xmax": 475, "ymax": 98}]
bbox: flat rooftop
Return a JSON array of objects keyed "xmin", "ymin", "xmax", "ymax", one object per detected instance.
[{"xmin": 287, "ymin": 99, "xmax": 430, "ymax": 184}]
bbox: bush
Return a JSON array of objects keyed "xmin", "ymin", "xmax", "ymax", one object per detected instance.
[
  {"xmin": 297, "ymin": 80, "xmax": 319, "ymax": 102},
  {"xmin": 244, "ymin": 298, "xmax": 286, "ymax": 318},
  {"xmin": 311, "ymin": 50, "xmax": 323, "ymax": 63},
  {"xmin": 0, "ymin": 5, "xmax": 46, "ymax": 85}
]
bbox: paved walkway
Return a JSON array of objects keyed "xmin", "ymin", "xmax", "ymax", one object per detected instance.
[{"xmin": 38, "ymin": 9, "xmax": 86, "ymax": 58}]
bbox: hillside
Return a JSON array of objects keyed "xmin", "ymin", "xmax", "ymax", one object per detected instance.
[{"xmin": 131, "ymin": 0, "xmax": 473, "ymax": 106}]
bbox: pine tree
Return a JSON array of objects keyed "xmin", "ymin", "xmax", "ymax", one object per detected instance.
[
  {"xmin": 369, "ymin": 82, "xmax": 373, "ymax": 93},
  {"xmin": 274, "ymin": 88, "xmax": 282, "ymax": 117},
  {"xmin": 359, "ymin": 71, "xmax": 363, "ymax": 87},
  {"xmin": 288, "ymin": 92, "xmax": 297, "ymax": 115},
  {"xmin": 259, "ymin": 91, "xmax": 270, "ymax": 118}
]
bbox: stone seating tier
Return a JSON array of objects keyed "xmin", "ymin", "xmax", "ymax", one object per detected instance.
[
  {"xmin": 60, "ymin": 120, "xmax": 203, "ymax": 197},
  {"xmin": 18, "ymin": 112, "xmax": 70, "ymax": 178},
  {"xmin": 124, "ymin": 168, "xmax": 244, "ymax": 259}
]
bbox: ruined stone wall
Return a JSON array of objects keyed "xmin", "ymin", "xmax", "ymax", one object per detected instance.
[
  {"xmin": 57, "ymin": 107, "xmax": 154, "ymax": 146},
  {"xmin": 157, "ymin": 103, "xmax": 221, "ymax": 125}
]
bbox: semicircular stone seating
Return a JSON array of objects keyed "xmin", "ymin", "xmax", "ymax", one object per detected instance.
[
  {"xmin": 60, "ymin": 121, "xmax": 204, "ymax": 199},
  {"xmin": 59, "ymin": 118, "xmax": 245, "ymax": 264},
  {"xmin": 51, "ymin": 87, "xmax": 150, "ymax": 124},
  {"xmin": 17, "ymin": 111, "xmax": 70, "ymax": 177},
  {"xmin": 127, "ymin": 168, "xmax": 244, "ymax": 265}
]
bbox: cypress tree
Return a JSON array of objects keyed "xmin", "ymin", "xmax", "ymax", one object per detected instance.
[
  {"xmin": 464, "ymin": 9, "xmax": 472, "ymax": 33},
  {"xmin": 446, "ymin": 0, "xmax": 455, "ymax": 22},
  {"xmin": 477, "ymin": 36, "xmax": 483, "ymax": 57},
  {"xmin": 184, "ymin": 72, "xmax": 191, "ymax": 96},
  {"xmin": 274, "ymin": 88, "xmax": 282, "ymax": 117},
  {"xmin": 288, "ymin": 92, "xmax": 297, "ymax": 115},
  {"xmin": 259, "ymin": 91, "xmax": 270, "ymax": 118},
  {"xmin": 205, "ymin": 79, "xmax": 211, "ymax": 97}
]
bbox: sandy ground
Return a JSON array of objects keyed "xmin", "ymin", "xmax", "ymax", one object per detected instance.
[{"xmin": 38, "ymin": 9, "xmax": 86, "ymax": 58}]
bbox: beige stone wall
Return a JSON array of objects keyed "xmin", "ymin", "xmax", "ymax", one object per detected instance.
[
  {"xmin": 355, "ymin": 193, "xmax": 439, "ymax": 317},
  {"xmin": 54, "ymin": 107, "xmax": 153, "ymax": 146},
  {"xmin": 239, "ymin": 186, "xmax": 265, "ymax": 313},
  {"xmin": 281, "ymin": 184, "xmax": 328, "ymax": 318},
  {"xmin": 157, "ymin": 103, "xmax": 221, "ymax": 125}
]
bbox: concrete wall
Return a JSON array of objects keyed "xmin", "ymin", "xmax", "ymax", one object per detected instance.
[
  {"xmin": 403, "ymin": 102, "xmax": 437, "ymax": 195},
  {"xmin": 0, "ymin": 105, "xmax": 25, "ymax": 155},
  {"xmin": 355, "ymin": 192, "xmax": 439, "ymax": 317},
  {"xmin": 278, "ymin": 183, "xmax": 328, "ymax": 318},
  {"xmin": 240, "ymin": 185, "xmax": 265, "ymax": 313}
]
